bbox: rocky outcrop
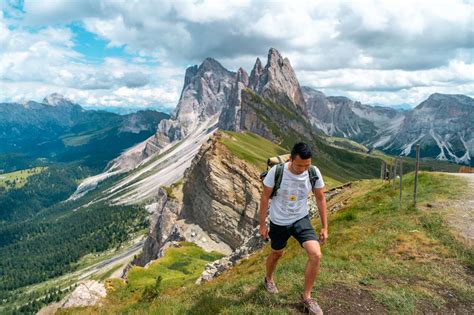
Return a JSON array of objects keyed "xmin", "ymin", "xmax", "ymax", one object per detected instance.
[
  {"xmin": 132, "ymin": 188, "xmax": 184, "ymax": 266},
  {"xmin": 127, "ymin": 131, "xmax": 261, "ymax": 271},
  {"xmin": 60, "ymin": 280, "xmax": 106, "ymax": 308},
  {"xmin": 196, "ymin": 225, "xmax": 265, "ymax": 284},
  {"xmin": 181, "ymin": 131, "xmax": 262, "ymax": 250},
  {"xmin": 144, "ymin": 58, "xmax": 235, "ymax": 157},
  {"xmin": 222, "ymin": 87, "xmax": 314, "ymax": 145}
]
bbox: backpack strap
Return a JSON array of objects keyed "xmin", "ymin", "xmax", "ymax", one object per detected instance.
[
  {"xmin": 270, "ymin": 163, "xmax": 285, "ymax": 198},
  {"xmin": 308, "ymin": 165, "xmax": 319, "ymax": 190}
]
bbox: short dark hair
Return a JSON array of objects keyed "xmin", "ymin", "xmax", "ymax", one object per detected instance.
[{"xmin": 291, "ymin": 142, "xmax": 312, "ymax": 160}]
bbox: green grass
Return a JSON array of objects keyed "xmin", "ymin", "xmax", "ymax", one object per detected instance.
[
  {"xmin": 0, "ymin": 167, "xmax": 46, "ymax": 190},
  {"xmin": 61, "ymin": 126, "xmax": 116, "ymax": 147},
  {"xmin": 326, "ymin": 136, "xmax": 369, "ymax": 153},
  {"xmin": 60, "ymin": 172, "xmax": 473, "ymax": 314},
  {"xmin": 126, "ymin": 242, "xmax": 224, "ymax": 291},
  {"xmin": 58, "ymin": 243, "xmax": 224, "ymax": 314},
  {"xmin": 220, "ymin": 131, "xmax": 342, "ymax": 189},
  {"xmin": 220, "ymin": 131, "xmax": 287, "ymax": 170},
  {"xmin": 162, "ymin": 180, "xmax": 183, "ymax": 200}
]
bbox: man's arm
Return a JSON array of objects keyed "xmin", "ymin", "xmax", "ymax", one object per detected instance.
[
  {"xmin": 313, "ymin": 187, "xmax": 328, "ymax": 244},
  {"xmin": 259, "ymin": 186, "xmax": 273, "ymax": 240}
]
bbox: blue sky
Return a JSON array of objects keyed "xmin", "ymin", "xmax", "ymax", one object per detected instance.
[
  {"xmin": 0, "ymin": 0, "xmax": 473, "ymax": 109},
  {"xmin": 70, "ymin": 23, "xmax": 127, "ymax": 63}
]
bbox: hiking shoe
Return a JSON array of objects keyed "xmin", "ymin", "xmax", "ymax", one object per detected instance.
[
  {"xmin": 300, "ymin": 294, "xmax": 323, "ymax": 315},
  {"xmin": 263, "ymin": 277, "xmax": 278, "ymax": 294}
]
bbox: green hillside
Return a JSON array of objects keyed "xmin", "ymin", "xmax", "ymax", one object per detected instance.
[
  {"xmin": 220, "ymin": 131, "xmax": 342, "ymax": 189},
  {"xmin": 0, "ymin": 167, "xmax": 46, "ymax": 191},
  {"xmin": 58, "ymin": 172, "xmax": 473, "ymax": 314}
]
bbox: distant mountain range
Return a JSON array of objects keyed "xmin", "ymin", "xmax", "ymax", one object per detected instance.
[
  {"xmin": 303, "ymin": 89, "xmax": 473, "ymax": 165},
  {"xmin": 0, "ymin": 94, "xmax": 169, "ymax": 172},
  {"xmin": 131, "ymin": 48, "xmax": 472, "ymax": 167},
  {"xmin": 82, "ymin": 104, "xmax": 173, "ymax": 115}
]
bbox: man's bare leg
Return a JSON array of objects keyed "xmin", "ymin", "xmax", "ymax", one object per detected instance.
[
  {"xmin": 302, "ymin": 240, "xmax": 322, "ymax": 300},
  {"xmin": 266, "ymin": 249, "xmax": 284, "ymax": 281}
]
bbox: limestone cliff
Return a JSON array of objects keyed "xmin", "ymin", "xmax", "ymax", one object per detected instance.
[
  {"xmin": 130, "ymin": 131, "xmax": 262, "ymax": 271},
  {"xmin": 217, "ymin": 67, "xmax": 249, "ymax": 132},
  {"xmin": 181, "ymin": 131, "xmax": 262, "ymax": 250},
  {"xmin": 132, "ymin": 188, "xmax": 184, "ymax": 266}
]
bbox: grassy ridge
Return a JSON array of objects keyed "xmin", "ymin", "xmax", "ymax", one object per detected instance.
[
  {"xmin": 60, "ymin": 172, "xmax": 474, "ymax": 314},
  {"xmin": 220, "ymin": 131, "xmax": 287, "ymax": 170},
  {"xmin": 220, "ymin": 131, "xmax": 342, "ymax": 189}
]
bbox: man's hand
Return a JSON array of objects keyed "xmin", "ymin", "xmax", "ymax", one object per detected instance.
[
  {"xmin": 259, "ymin": 224, "xmax": 269, "ymax": 241},
  {"xmin": 319, "ymin": 227, "xmax": 328, "ymax": 245}
]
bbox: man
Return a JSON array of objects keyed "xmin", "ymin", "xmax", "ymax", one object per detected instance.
[{"xmin": 259, "ymin": 142, "xmax": 328, "ymax": 315}]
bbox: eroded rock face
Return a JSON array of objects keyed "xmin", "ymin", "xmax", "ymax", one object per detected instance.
[
  {"xmin": 219, "ymin": 48, "xmax": 312, "ymax": 143},
  {"xmin": 181, "ymin": 131, "xmax": 262, "ymax": 250},
  {"xmin": 60, "ymin": 280, "xmax": 106, "ymax": 308},
  {"xmin": 374, "ymin": 93, "xmax": 474, "ymax": 164},
  {"xmin": 132, "ymin": 188, "xmax": 184, "ymax": 267},
  {"xmin": 249, "ymin": 48, "xmax": 306, "ymax": 112},
  {"xmin": 218, "ymin": 68, "xmax": 249, "ymax": 132},
  {"xmin": 127, "ymin": 132, "xmax": 261, "ymax": 272},
  {"xmin": 144, "ymin": 58, "xmax": 235, "ymax": 157}
]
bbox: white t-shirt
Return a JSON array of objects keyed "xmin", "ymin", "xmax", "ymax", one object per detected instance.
[{"xmin": 263, "ymin": 162, "xmax": 324, "ymax": 225}]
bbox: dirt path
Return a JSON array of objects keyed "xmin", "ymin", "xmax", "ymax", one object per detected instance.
[{"xmin": 445, "ymin": 173, "xmax": 474, "ymax": 247}]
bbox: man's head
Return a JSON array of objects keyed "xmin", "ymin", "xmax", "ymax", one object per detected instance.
[{"xmin": 289, "ymin": 142, "xmax": 312, "ymax": 174}]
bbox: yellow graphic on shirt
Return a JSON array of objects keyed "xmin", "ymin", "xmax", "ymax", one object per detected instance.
[{"xmin": 289, "ymin": 195, "xmax": 297, "ymax": 202}]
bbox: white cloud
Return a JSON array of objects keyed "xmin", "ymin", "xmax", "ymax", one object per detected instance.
[{"xmin": 0, "ymin": 0, "xmax": 473, "ymax": 108}]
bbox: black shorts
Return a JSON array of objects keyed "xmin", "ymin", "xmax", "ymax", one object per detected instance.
[{"xmin": 269, "ymin": 215, "xmax": 318, "ymax": 250}]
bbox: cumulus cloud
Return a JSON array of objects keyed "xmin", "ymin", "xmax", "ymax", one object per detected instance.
[
  {"xmin": 0, "ymin": 0, "xmax": 473, "ymax": 108},
  {"xmin": 0, "ymin": 10, "xmax": 181, "ymax": 107}
]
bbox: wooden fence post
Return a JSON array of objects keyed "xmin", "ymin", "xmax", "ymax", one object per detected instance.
[
  {"xmin": 390, "ymin": 162, "xmax": 394, "ymax": 186},
  {"xmin": 399, "ymin": 161, "xmax": 403, "ymax": 209},
  {"xmin": 381, "ymin": 161, "xmax": 384, "ymax": 182},
  {"xmin": 393, "ymin": 160, "xmax": 398, "ymax": 189},
  {"xmin": 414, "ymin": 144, "xmax": 420, "ymax": 205}
]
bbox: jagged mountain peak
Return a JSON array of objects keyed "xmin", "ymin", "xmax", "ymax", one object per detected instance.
[
  {"xmin": 183, "ymin": 65, "xmax": 199, "ymax": 88},
  {"xmin": 42, "ymin": 93, "xmax": 74, "ymax": 107},
  {"xmin": 254, "ymin": 57, "xmax": 263, "ymax": 69},
  {"xmin": 416, "ymin": 93, "xmax": 474, "ymax": 110},
  {"xmin": 198, "ymin": 57, "xmax": 231, "ymax": 74},
  {"xmin": 236, "ymin": 67, "xmax": 249, "ymax": 86},
  {"xmin": 248, "ymin": 48, "xmax": 306, "ymax": 111},
  {"xmin": 144, "ymin": 56, "xmax": 235, "ymax": 157},
  {"xmin": 301, "ymin": 86, "xmax": 326, "ymax": 98},
  {"xmin": 181, "ymin": 58, "xmax": 232, "ymax": 92},
  {"xmin": 267, "ymin": 47, "xmax": 284, "ymax": 65},
  {"xmin": 327, "ymin": 96, "xmax": 353, "ymax": 104}
]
